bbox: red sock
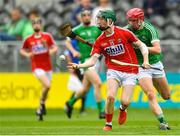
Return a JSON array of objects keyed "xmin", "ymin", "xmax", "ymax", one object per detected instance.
[{"xmin": 105, "ymin": 113, "xmax": 113, "ymax": 123}]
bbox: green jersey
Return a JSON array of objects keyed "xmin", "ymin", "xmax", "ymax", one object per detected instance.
[
  {"xmin": 126, "ymin": 20, "xmax": 163, "ymax": 65},
  {"xmin": 73, "ymin": 24, "xmax": 101, "ymax": 63}
]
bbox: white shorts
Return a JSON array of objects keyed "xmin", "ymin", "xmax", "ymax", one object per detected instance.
[
  {"xmin": 107, "ymin": 69, "xmax": 137, "ymax": 86},
  {"xmin": 34, "ymin": 68, "xmax": 52, "ymax": 81},
  {"xmin": 138, "ymin": 61, "xmax": 165, "ymax": 79},
  {"xmin": 67, "ymin": 74, "xmax": 83, "ymax": 92}
]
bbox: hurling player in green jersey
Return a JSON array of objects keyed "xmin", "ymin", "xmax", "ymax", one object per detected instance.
[
  {"xmin": 65, "ymin": 9, "xmax": 105, "ymax": 119},
  {"xmin": 126, "ymin": 8, "xmax": 170, "ymax": 130}
]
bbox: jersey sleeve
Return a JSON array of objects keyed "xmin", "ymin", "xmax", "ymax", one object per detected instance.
[
  {"xmin": 47, "ymin": 34, "xmax": 56, "ymax": 47},
  {"xmin": 21, "ymin": 38, "xmax": 29, "ymax": 49},
  {"xmin": 125, "ymin": 29, "xmax": 138, "ymax": 43},
  {"xmin": 148, "ymin": 25, "xmax": 160, "ymax": 43},
  {"xmin": 90, "ymin": 40, "xmax": 101, "ymax": 56}
]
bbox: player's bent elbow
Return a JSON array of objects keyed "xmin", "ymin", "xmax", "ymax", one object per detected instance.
[{"xmin": 154, "ymin": 49, "xmax": 161, "ymax": 54}]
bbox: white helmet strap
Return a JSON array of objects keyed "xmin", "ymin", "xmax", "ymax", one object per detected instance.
[{"xmin": 107, "ymin": 19, "xmax": 114, "ymax": 27}]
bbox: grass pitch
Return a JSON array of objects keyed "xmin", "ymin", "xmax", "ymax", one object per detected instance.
[{"xmin": 0, "ymin": 108, "xmax": 180, "ymax": 135}]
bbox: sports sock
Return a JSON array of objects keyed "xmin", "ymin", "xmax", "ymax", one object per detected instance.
[
  {"xmin": 105, "ymin": 113, "xmax": 113, "ymax": 124},
  {"xmin": 68, "ymin": 96, "xmax": 77, "ymax": 106},
  {"xmin": 157, "ymin": 114, "xmax": 166, "ymax": 123},
  {"xmin": 119, "ymin": 105, "xmax": 126, "ymax": 111},
  {"xmin": 97, "ymin": 101, "xmax": 104, "ymax": 113},
  {"xmin": 80, "ymin": 96, "xmax": 86, "ymax": 112}
]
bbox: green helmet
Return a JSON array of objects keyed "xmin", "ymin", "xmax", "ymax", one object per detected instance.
[{"xmin": 97, "ymin": 10, "xmax": 116, "ymax": 22}]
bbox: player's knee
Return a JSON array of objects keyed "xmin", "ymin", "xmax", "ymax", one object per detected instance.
[
  {"xmin": 94, "ymin": 81, "xmax": 101, "ymax": 89},
  {"xmin": 44, "ymin": 83, "xmax": 51, "ymax": 90},
  {"xmin": 107, "ymin": 95, "xmax": 115, "ymax": 103},
  {"xmin": 162, "ymin": 93, "xmax": 170, "ymax": 100},
  {"xmin": 121, "ymin": 100, "xmax": 130, "ymax": 107},
  {"xmin": 147, "ymin": 91, "xmax": 155, "ymax": 101},
  {"xmin": 82, "ymin": 87, "xmax": 89, "ymax": 93}
]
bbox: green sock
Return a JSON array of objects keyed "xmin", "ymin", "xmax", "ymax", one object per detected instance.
[
  {"xmin": 68, "ymin": 96, "xmax": 77, "ymax": 107},
  {"xmin": 157, "ymin": 114, "xmax": 166, "ymax": 123},
  {"xmin": 97, "ymin": 101, "xmax": 104, "ymax": 113}
]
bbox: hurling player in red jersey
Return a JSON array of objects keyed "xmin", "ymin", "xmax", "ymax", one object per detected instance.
[
  {"xmin": 20, "ymin": 17, "xmax": 58, "ymax": 121},
  {"xmin": 68, "ymin": 10, "xmax": 150, "ymax": 131}
]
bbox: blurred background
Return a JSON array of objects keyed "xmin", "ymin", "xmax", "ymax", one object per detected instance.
[{"xmin": 0, "ymin": 0, "xmax": 179, "ymax": 109}]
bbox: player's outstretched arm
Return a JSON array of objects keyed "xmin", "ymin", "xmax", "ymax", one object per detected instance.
[{"xmin": 68, "ymin": 54, "xmax": 98, "ymax": 69}]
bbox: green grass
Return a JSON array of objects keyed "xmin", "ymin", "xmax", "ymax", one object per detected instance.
[{"xmin": 0, "ymin": 108, "xmax": 180, "ymax": 135}]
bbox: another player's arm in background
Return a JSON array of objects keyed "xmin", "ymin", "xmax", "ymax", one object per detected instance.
[
  {"xmin": 147, "ymin": 25, "xmax": 161, "ymax": 54},
  {"xmin": 65, "ymin": 37, "xmax": 80, "ymax": 57},
  {"xmin": 133, "ymin": 40, "xmax": 150, "ymax": 68},
  {"xmin": 148, "ymin": 40, "xmax": 161, "ymax": 54},
  {"xmin": 68, "ymin": 54, "xmax": 99, "ymax": 69}
]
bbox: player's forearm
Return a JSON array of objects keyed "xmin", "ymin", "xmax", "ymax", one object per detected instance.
[
  {"xmin": 148, "ymin": 47, "xmax": 161, "ymax": 54},
  {"xmin": 142, "ymin": 53, "xmax": 149, "ymax": 64},
  {"xmin": 77, "ymin": 55, "xmax": 97, "ymax": 69},
  {"xmin": 65, "ymin": 40, "xmax": 77, "ymax": 54},
  {"xmin": 49, "ymin": 45, "xmax": 58, "ymax": 55},
  {"xmin": 136, "ymin": 41, "xmax": 149, "ymax": 64},
  {"xmin": 148, "ymin": 41, "xmax": 161, "ymax": 54},
  {"xmin": 20, "ymin": 49, "xmax": 31, "ymax": 58}
]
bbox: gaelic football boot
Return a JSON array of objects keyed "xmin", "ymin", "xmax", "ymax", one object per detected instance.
[
  {"xmin": 118, "ymin": 108, "xmax": 127, "ymax": 125},
  {"xmin": 65, "ymin": 102, "xmax": 73, "ymax": 118},
  {"xmin": 159, "ymin": 123, "xmax": 171, "ymax": 130},
  {"xmin": 103, "ymin": 124, "xmax": 112, "ymax": 131}
]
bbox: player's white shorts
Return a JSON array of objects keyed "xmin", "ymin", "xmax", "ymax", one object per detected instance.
[
  {"xmin": 34, "ymin": 68, "xmax": 52, "ymax": 81},
  {"xmin": 67, "ymin": 74, "xmax": 83, "ymax": 92},
  {"xmin": 107, "ymin": 69, "xmax": 137, "ymax": 86},
  {"xmin": 138, "ymin": 61, "xmax": 165, "ymax": 79}
]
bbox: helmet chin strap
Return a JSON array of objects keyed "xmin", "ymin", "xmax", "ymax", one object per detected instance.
[
  {"xmin": 107, "ymin": 19, "xmax": 114, "ymax": 27},
  {"xmin": 96, "ymin": 18, "xmax": 114, "ymax": 31}
]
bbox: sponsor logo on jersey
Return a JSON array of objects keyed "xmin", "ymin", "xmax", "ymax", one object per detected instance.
[
  {"xmin": 32, "ymin": 41, "xmax": 48, "ymax": 54},
  {"xmin": 105, "ymin": 44, "xmax": 125, "ymax": 56},
  {"xmin": 117, "ymin": 38, "xmax": 121, "ymax": 43},
  {"xmin": 109, "ymin": 40, "xmax": 114, "ymax": 45}
]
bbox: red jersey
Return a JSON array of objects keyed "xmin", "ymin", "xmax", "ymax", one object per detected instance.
[
  {"xmin": 22, "ymin": 32, "xmax": 56, "ymax": 71},
  {"xmin": 91, "ymin": 26, "xmax": 139, "ymax": 74}
]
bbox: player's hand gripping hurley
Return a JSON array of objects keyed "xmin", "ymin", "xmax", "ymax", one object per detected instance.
[{"xmin": 111, "ymin": 59, "xmax": 162, "ymax": 71}]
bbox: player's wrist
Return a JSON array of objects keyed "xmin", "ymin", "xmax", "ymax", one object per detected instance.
[{"xmin": 73, "ymin": 64, "xmax": 79, "ymax": 69}]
